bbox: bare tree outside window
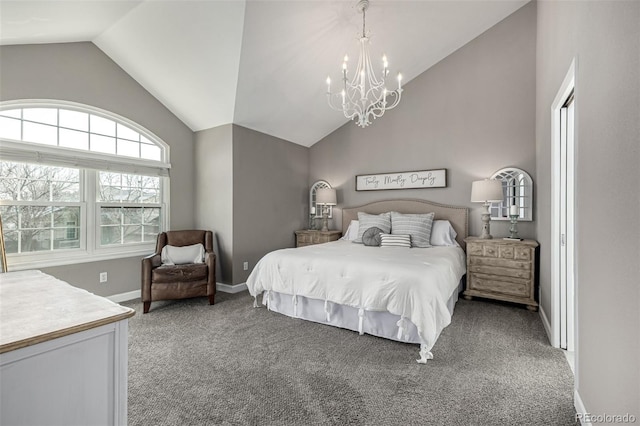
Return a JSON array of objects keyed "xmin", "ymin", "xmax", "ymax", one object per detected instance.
[
  {"xmin": 0, "ymin": 161, "xmax": 80, "ymax": 253},
  {"xmin": 97, "ymin": 171, "xmax": 160, "ymax": 246}
]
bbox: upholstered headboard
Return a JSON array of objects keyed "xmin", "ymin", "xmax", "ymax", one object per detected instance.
[{"xmin": 342, "ymin": 199, "xmax": 469, "ymax": 249}]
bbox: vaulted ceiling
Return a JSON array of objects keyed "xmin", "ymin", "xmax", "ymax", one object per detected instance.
[{"xmin": 0, "ymin": 1, "xmax": 529, "ymax": 146}]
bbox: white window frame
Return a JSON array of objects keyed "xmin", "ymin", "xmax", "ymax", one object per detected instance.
[{"xmin": 0, "ymin": 100, "xmax": 171, "ymax": 270}]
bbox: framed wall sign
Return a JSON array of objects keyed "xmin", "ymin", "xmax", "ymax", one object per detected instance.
[{"xmin": 356, "ymin": 169, "xmax": 447, "ymax": 191}]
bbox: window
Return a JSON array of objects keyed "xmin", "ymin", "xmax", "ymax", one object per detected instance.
[
  {"xmin": 0, "ymin": 161, "xmax": 81, "ymax": 254},
  {"xmin": 0, "ymin": 101, "xmax": 170, "ymax": 269},
  {"xmin": 98, "ymin": 172, "xmax": 161, "ymax": 246},
  {"xmin": 0, "ymin": 107, "xmax": 162, "ymax": 161}
]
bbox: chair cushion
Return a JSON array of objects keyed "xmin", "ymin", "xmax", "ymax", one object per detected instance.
[{"xmin": 152, "ymin": 263, "xmax": 208, "ymax": 284}]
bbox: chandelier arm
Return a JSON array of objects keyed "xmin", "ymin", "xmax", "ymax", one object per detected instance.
[
  {"xmin": 327, "ymin": 95, "xmax": 346, "ymax": 112},
  {"xmin": 379, "ymin": 89, "xmax": 402, "ymax": 110}
]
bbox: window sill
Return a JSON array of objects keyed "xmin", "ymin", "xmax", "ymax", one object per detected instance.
[{"xmin": 5, "ymin": 246, "xmax": 155, "ymax": 271}]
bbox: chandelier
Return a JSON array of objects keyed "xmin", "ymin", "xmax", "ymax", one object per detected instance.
[{"xmin": 326, "ymin": 0, "xmax": 403, "ymax": 128}]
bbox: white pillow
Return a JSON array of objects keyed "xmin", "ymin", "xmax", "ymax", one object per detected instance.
[
  {"xmin": 340, "ymin": 220, "xmax": 360, "ymax": 241},
  {"xmin": 161, "ymin": 243, "xmax": 205, "ymax": 265},
  {"xmin": 430, "ymin": 220, "xmax": 458, "ymax": 246}
]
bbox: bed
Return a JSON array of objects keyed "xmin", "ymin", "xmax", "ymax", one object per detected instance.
[{"xmin": 246, "ymin": 199, "xmax": 468, "ymax": 363}]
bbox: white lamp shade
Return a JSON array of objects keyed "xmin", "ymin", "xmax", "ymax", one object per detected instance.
[
  {"xmin": 316, "ymin": 188, "xmax": 337, "ymax": 205},
  {"xmin": 471, "ymin": 179, "xmax": 503, "ymax": 203}
]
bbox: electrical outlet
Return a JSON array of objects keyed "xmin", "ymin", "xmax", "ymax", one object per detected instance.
[
  {"xmin": 243, "ymin": 261, "xmax": 249, "ymax": 271},
  {"xmin": 99, "ymin": 272, "xmax": 108, "ymax": 283}
]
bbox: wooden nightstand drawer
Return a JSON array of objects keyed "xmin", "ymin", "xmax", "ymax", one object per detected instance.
[
  {"xmin": 499, "ymin": 245, "xmax": 514, "ymax": 259},
  {"xmin": 483, "ymin": 245, "xmax": 498, "ymax": 257},
  {"xmin": 469, "ymin": 275, "xmax": 529, "ymax": 298},
  {"xmin": 463, "ymin": 237, "xmax": 539, "ymax": 311},
  {"xmin": 467, "ymin": 243, "xmax": 483, "ymax": 256},
  {"xmin": 295, "ymin": 230, "xmax": 342, "ymax": 248},
  {"xmin": 468, "ymin": 242, "xmax": 516, "ymax": 260},
  {"xmin": 514, "ymin": 247, "xmax": 532, "ymax": 261},
  {"xmin": 469, "ymin": 256, "xmax": 531, "ymax": 271},
  {"xmin": 469, "ymin": 265, "xmax": 531, "ymax": 280}
]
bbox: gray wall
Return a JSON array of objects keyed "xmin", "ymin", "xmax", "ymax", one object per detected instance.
[
  {"xmin": 536, "ymin": 0, "xmax": 639, "ymax": 418},
  {"xmin": 232, "ymin": 125, "xmax": 309, "ymax": 283},
  {"xmin": 195, "ymin": 124, "xmax": 309, "ymax": 285},
  {"xmin": 194, "ymin": 124, "xmax": 234, "ymax": 283},
  {"xmin": 0, "ymin": 42, "xmax": 195, "ymax": 297},
  {"xmin": 310, "ymin": 3, "xmax": 537, "ymax": 240}
]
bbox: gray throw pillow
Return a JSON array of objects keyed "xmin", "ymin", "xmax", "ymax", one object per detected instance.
[
  {"xmin": 390, "ymin": 211, "xmax": 435, "ymax": 248},
  {"xmin": 362, "ymin": 226, "xmax": 383, "ymax": 246},
  {"xmin": 355, "ymin": 212, "xmax": 391, "ymax": 243}
]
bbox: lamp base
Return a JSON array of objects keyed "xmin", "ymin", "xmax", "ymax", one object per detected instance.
[
  {"xmin": 508, "ymin": 214, "xmax": 519, "ymax": 239},
  {"xmin": 321, "ymin": 212, "xmax": 329, "ymax": 232},
  {"xmin": 479, "ymin": 206, "xmax": 493, "ymax": 239}
]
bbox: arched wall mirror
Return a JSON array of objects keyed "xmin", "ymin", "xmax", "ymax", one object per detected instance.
[
  {"xmin": 489, "ymin": 167, "xmax": 533, "ymax": 221},
  {"xmin": 310, "ymin": 180, "xmax": 333, "ymax": 220}
]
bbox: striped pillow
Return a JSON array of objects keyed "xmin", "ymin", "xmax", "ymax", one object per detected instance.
[
  {"xmin": 390, "ymin": 212, "xmax": 435, "ymax": 248},
  {"xmin": 355, "ymin": 212, "xmax": 391, "ymax": 243},
  {"xmin": 380, "ymin": 233, "xmax": 411, "ymax": 248}
]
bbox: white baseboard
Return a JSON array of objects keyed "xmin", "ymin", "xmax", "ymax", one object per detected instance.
[
  {"xmin": 574, "ymin": 389, "xmax": 591, "ymax": 426},
  {"xmin": 107, "ymin": 290, "xmax": 141, "ymax": 303},
  {"xmin": 216, "ymin": 282, "xmax": 247, "ymax": 293},
  {"xmin": 539, "ymin": 306, "xmax": 553, "ymax": 346},
  {"xmin": 105, "ymin": 282, "xmax": 246, "ymax": 304}
]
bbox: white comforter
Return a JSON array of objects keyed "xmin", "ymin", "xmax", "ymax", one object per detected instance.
[{"xmin": 246, "ymin": 240, "xmax": 466, "ymax": 350}]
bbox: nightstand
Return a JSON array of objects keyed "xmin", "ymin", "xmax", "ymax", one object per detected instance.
[
  {"xmin": 295, "ymin": 230, "xmax": 342, "ymax": 247},
  {"xmin": 463, "ymin": 237, "xmax": 539, "ymax": 311}
]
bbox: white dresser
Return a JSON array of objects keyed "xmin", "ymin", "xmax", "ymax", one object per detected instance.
[{"xmin": 0, "ymin": 270, "xmax": 135, "ymax": 426}]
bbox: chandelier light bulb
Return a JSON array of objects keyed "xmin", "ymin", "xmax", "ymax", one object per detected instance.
[{"xmin": 325, "ymin": 0, "xmax": 403, "ymax": 127}]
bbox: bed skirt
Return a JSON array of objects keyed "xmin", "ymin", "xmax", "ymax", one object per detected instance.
[{"xmin": 258, "ymin": 279, "xmax": 464, "ymax": 346}]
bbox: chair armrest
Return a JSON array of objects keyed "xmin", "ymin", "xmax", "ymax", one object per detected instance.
[
  {"xmin": 141, "ymin": 253, "xmax": 161, "ymax": 302},
  {"xmin": 143, "ymin": 252, "xmax": 162, "ymax": 268}
]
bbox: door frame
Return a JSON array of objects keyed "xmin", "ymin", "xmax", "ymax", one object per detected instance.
[{"xmin": 550, "ymin": 59, "xmax": 577, "ymax": 355}]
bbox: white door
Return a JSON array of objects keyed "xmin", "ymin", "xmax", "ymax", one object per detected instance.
[{"xmin": 559, "ymin": 91, "xmax": 575, "ymax": 351}]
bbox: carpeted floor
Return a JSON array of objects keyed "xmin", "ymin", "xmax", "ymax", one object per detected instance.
[{"xmin": 123, "ymin": 292, "xmax": 576, "ymax": 425}]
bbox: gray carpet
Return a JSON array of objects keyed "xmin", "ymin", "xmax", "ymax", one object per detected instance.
[{"xmin": 124, "ymin": 292, "xmax": 576, "ymax": 425}]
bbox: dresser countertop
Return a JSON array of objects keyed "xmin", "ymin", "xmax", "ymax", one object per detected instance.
[{"xmin": 0, "ymin": 270, "xmax": 135, "ymax": 354}]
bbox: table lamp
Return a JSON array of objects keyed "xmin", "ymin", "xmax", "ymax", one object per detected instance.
[
  {"xmin": 471, "ymin": 179, "xmax": 503, "ymax": 239},
  {"xmin": 316, "ymin": 188, "xmax": 337, "ymax": 232}
]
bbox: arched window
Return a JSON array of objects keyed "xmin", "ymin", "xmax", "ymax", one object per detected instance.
[{"xmin": 0, "ymin": 100, "xmax": 170, "ymax": 269}]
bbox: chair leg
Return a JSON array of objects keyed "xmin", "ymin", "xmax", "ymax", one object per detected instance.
[
  {"xmin": 143, "ymin": 301, "xmax": 151, "ymax": 314},
  {"xmin": 208, "ymin": 294, "xmax": 215, "ymax": 305}
]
